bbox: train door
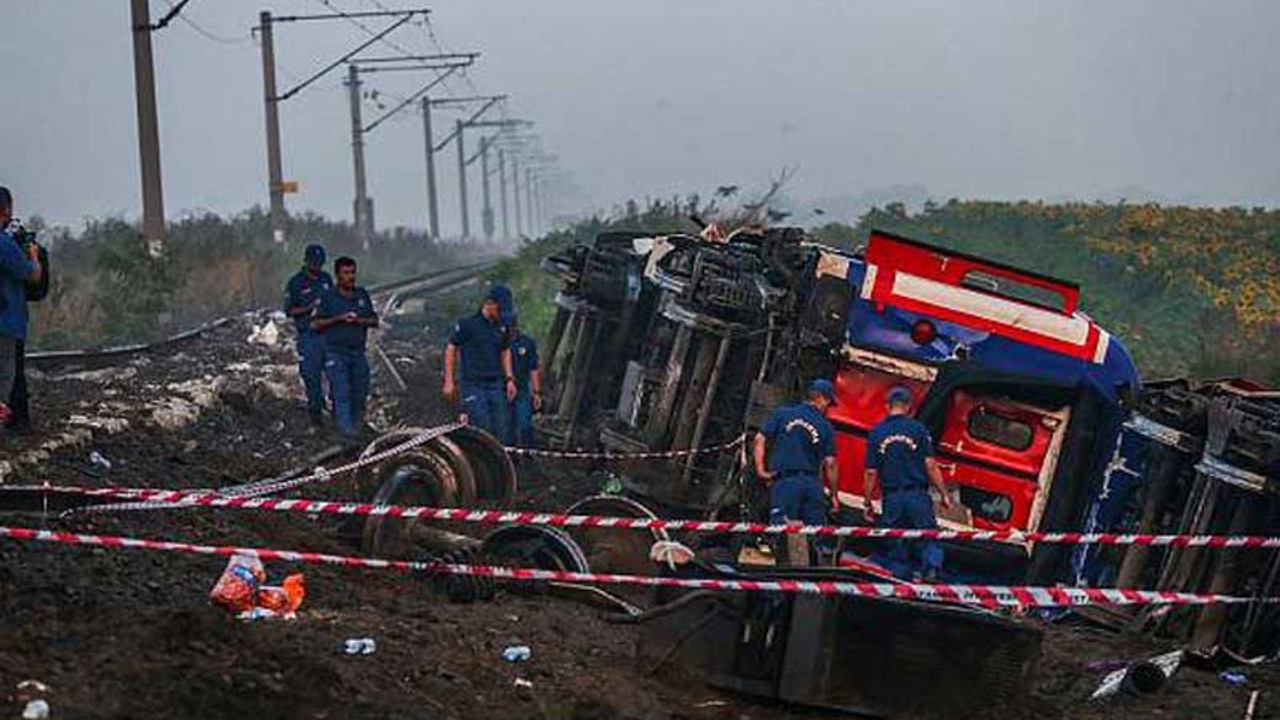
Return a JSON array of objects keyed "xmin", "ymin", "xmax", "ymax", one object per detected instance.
[
  {"xmin": 933, "ymin": 391, "xmax": 1071, "ymax": 533},
  {"xmin": 829, "ymin": 349, "xmax": 1071, "ymax": 535}
]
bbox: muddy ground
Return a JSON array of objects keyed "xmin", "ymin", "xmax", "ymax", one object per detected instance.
[{"xmin": 1, "ymin": 286, "xmax": 1275, "ymax": 719}]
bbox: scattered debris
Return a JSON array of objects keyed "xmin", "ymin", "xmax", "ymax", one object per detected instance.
[
  {"xmin": 256, "ymin": 573, "xmax": 306, "ymax": 616},
  {"xmin": 502, "ymin": 645, "xmax": 532, "ymax": 663},
  {"xmin": 247, "ymin": 320, "xmax": 280, "ymax": 348},
  {"xmin": 21, "ymin": 700, "xmax": 50, "ymax": 720},
  {"xmin": 236, "ymin": 607, "xmax": 294, "ymax": 622},
  {"xmin": 343, "ymin": 638, "xmax": 377, "ymax": 655},
  {"xmin": 1220, "ymin": 670, "xmax": 1249, "ymax": 686},
  {"xmin": 1244, "ymin": 690, "xmax": 1261, "ymax": 720},
  {"xmin": 649, "ymin": 540, "xmax": 695, "ymax": 570},
  {"xmin": 15, "ymin": 681, "xmax": 49, "ymax": 698},
  {"xmin": 209, "ymin": 554, "xmax": 265, "ymax": 613},
  {"xmin": 1092, "ymin": 650, "xmax": 1184, "ymax": 699},
  {"xmin": 88, "ymin": 450, "xmax": 112, "ymax": 472}
]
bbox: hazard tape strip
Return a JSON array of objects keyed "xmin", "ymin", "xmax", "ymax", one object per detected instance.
[
  {"xmin": 1, "ymin": 525, "xmax": 1273, "ymax": 609},
  {"xmin": 502, "ymin": 434, "xmax": 746, "ymax": 460},
  {"xmin": 20, "ymin": 485, "xmax": 1280, "ymax": 548}
]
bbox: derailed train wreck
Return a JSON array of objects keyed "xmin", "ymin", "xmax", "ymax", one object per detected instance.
[{"xmin": 534, "ymin": 224, "xmax": 1280, "ymax": 655}]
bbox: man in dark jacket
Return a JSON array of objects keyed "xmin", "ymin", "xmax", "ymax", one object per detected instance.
[
  {"xmin": 312, "ymin": 256, "xmax": 378, "ymax": 442},
  {"xmin": 0, "ymin": 186, "xmax": 43, "ymax": 434}
]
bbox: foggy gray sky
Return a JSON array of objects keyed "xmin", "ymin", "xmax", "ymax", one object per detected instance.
[{"xmin": 3, "ymin": 0, "xmax": 1279, "ymax": 233}]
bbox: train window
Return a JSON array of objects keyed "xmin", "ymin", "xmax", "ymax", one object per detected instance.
[
  {"xmin": 959, "ymin": 486, "xmax": 1014, "ymax": 524},
  {"xmin": 961, "ymin": 270, "xmax": 1067, "ymax": 313},
  {"xmin": 968, "ymin": 407, "xmax": 1034, "ymax": 451}
]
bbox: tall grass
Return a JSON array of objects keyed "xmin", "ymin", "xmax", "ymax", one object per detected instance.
[{"xmin": 28, "ymin": 208, "xmax": 481, "ymax": 351}]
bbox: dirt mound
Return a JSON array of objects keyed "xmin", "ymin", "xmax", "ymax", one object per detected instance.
[{"xmin": 1, "ymin": 301, "xmax": 1275, "ymax": 720}]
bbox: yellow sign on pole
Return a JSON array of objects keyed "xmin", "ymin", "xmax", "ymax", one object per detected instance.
[{"xmin": 277, "ymin": 180, "xmax": 301, "ymax": 194}]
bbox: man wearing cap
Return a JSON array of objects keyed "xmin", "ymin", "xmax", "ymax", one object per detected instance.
[
  {"xmin": 864, "ymin": 386, "xmax": 952, "ymax": 581},
  {"xmin": 754, "ymin": 379, "xmax": 840, "ymax": 565},
  {"xmin": 443, "ymin": 290, "xmax": 516, "ymax": 440},
  {"xmin": 312, "ymin": 256, "xmax": 378, "ymax": 442},
  {"xmin": 284, "ymin": 244, "xmax": 334, "ymax": 427}
]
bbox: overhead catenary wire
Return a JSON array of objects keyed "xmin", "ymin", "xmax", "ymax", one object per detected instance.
[
  {"xmin": 314, "ymin": 0, "xmax": 419, "ymax": 56},
  {"xmin": 159, "ymin": 0, "xmax": 254, "ymax": 44}
]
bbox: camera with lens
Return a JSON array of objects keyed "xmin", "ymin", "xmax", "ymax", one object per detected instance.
[{"xmin": 7, "ymin": 219, "xmax": 36, "ymax": 250}]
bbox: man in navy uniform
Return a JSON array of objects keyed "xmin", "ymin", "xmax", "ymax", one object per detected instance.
[
  {"xmin": 754, "ymin": 379, "xmax": 840, "ymax": 565},
  {"xmin": 311, "ymin": 256, "xmax": 378, "ymax": 442},
  {"xmin": 443, "ymin": 289, "xmax": 516, "ymax": 439},
  {"xmin": 864, "ymin": 386, "xmax": 952, "ymax": 581},
  {"xmin": 507, "ymin": 318, "xmax": 541, "ymax": 447},
  {"xmin": 283, "ymin": 244, "xmax": 333, "ymax": 427}
]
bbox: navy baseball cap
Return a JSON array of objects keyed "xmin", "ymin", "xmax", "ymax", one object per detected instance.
[
  {"xmin": 887, "ymin": 386, "xmax": 913, "ymax": 406},
  {"xmin": 304, "ymin": 244, "xmax": 326, "ymax": 265},
  {"xmin": 807, "ymin": 379, "xmax": 837, "ymax": 404}
]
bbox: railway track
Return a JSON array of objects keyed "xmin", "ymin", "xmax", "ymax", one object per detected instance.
[{"xmin": 25, "ymin": 260, "xmax": 497, "ymax": 366}]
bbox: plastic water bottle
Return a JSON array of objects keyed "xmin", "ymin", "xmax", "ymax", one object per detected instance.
[
  {"xmin": 502, "ymin": 645, "xmax": 532, "ymax": 662},
  {"xmin": 344, "ymin": 638, "xmax": 377, "ymax": 655}
]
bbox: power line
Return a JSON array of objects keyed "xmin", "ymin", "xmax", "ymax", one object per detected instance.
[
  {"xmin": 313, "ymin": 0, "xmax": 417, "ymax": 57},
  {"xmin": 155, "ymin": 0, "xmax": 253, "ymax": 44},
  {"xmin": 421, "ymin": 15, "xmax": 480, "ymax": 95},
  {"xmin": 158, "ymin": 1, "xmax": 253, "ymax": 45}
]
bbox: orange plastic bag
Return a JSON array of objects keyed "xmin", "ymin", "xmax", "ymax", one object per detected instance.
[
  {"xmin": 209, "ymin": 554, "xmax": 265, "ymax": 613},
  {"xmin": 256, "ymin": 574, "xmax": 306, "ymax": 616}
]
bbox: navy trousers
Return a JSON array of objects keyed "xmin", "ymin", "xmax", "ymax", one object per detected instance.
[
  {"xmin": 508, "ymin": 387, "xmax": 534, "ymax": 447},
  {"xmin": 881, "ymin": 489, "xmax": 944, "ymax": 578},
  {"xmin": 770, "ymin": 474, "xmax": 827, "ymax": 525},
  {"xmin": 297, "ymin": 331, "xmax": 327, "ymax": 415},
  {"xmin": 462, "ymin": 379, "xmax": 508, "ymax": 441},
  {"xmin": 326, "ymin": 347, "xmax": 369, "ymax": 439}
]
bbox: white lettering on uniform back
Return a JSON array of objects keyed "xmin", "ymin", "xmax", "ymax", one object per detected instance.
[
  {"xmin": 784, "ymin": 419, "xmax": 821, "ymax": 446},
  {"xmin": 877, "ymin": 434, "xmax": 919, "ymax": 455}
]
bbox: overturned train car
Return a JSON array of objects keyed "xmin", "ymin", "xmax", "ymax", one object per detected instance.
[
  {"xmin": 537, "ymin": 227, "xmax": 1134, "ymax": 578},
  {"xmin": 534, "ymin": 225, "xmax": 1279, "ymax": 652}
]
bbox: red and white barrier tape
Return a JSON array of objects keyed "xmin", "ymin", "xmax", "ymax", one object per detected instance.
[
  {"xmin": 502, "ymin": 435, "xmax": 746, "ymax": 460},
  {"xmin": 25, "ymin": 485, "xmax": 1280, "ymax": 548},
  {"xmin": 1, "ymin": 525, "xmax": 1273, "ymax": 609}
]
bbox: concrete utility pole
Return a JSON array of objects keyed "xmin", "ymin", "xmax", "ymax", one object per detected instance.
[
  {"xmin": 347, "ymin": 64, "xmax": 373, "ymax": 251},
  {"xmin": 479, "ymin": 138, "xmax": 494, "ymax": 241},
  {"xmin": 512, "ymin": 156, "xmax": 523, "ymax": 237},
  {"xmin": 352, "ymin": 56, "xmax": 476, "ymax": 241},
  {"xmin": 258, "ymin": 11, "xmax": 287, "ymax": 243},
  {"xmin": 422, "ymin": 96, "xmax": 440, "ymax": 239},
  {"xmin": 255, "ymin": 8, "xmax": 428, "ymax": 246},
  {"xmin": 456, "ymin": 119, "xmax": 470, "ymax": 240},
  {"xmin": 130, "ymin": 0, "xmax": 166, "ymax": 255},
  {"xmin": 498, "ymin": 148, "xmax": 509, "ymax": 240}
]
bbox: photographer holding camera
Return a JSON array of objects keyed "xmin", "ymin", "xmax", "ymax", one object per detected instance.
[{"xmin": 0, "ymin": 186, "xmax": 44, "ymax": 433}]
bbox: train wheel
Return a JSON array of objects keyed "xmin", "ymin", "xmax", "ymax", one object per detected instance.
[
  {"xmin": 361, "ymin": 451, "xmax": 460, "ymax": 559},
  {"xmin": 563, "ymin": 495, "xmax": 669, "ymax": 575},
  {"xmin": 481, "ymin": 525, "xmax": 591, "ymax": 574},
  {"xmin": 449, "ymin": 425, "xmax": 518, "ymax": 506}
]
